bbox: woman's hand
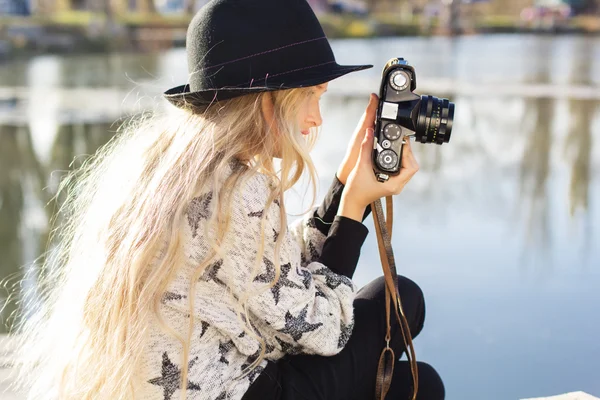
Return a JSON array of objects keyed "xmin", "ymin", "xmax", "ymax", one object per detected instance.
[
  {"xmin": 338, "ymin": 127, "xmax": 419, "ymax": 221},
  {"xmin": 336, "ymin": 93, "xmax": 379, "ymax": 185}
]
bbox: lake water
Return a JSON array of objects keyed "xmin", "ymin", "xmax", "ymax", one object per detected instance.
[{"xmin": 0, "ymin": 34, "xmax": 599, "ymax": 400}]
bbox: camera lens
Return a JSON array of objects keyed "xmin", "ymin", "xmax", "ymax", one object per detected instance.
[
  {"xmin": 415, "ymin": 95, "xmax": 455, "ymax": 145},
  {"xmin": 384, "ymin": 124, "xmax": 402, "ymax": 141},
  {"xmin": 377, "ymin": 149, "xmax": 398, "ymax": 170}
]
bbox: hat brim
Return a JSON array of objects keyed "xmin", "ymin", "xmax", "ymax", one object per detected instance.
[{"xmin": 164, "ymin": 63, "xmax": 372, "ymax": 109}]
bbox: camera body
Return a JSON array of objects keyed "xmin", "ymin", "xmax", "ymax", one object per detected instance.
[{"xmin": 372, "ymin": 58, "xmax": 455, "ymax": 182}]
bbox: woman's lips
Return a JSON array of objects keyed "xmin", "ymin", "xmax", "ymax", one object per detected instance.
[{"xmin": 301, "ymin": 130, "xmax": 310, "ymax": 135}]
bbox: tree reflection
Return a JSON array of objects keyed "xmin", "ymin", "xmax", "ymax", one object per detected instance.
[
  {"xmin": 566, "ymin": 100, "xmax": 596, "ymax": 215},
  {"xmin": 517, "ymin": 36, "xmax": 598, "ymax": 265},
  {"xmin": 0, "ymin": 125, "xmax": 25, "ymax": 334},
  {"xmin": 565, "ymin": 38, "xmax": 596, "ymax": 216},
  {"xmin": 518, "ymin": 36, "xmax": 553, "ymax": 263},
  {"xmin": 0, "ymin": 121, "xmax": 115, "ymax": 334},
  {"xmin": 564, "ymin": 37, "xmax": 597, "ymax": 256}
]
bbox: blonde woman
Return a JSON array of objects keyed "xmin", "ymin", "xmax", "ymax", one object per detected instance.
[{"xmin": 14, "ymin": 0, "xmax": 444, "ymax": 399}]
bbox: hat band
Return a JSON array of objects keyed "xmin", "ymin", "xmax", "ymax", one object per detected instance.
[
  {"xmin": 190, "ymin": 36, "xmax": 335, "ymax": 92},
  {"xmin": 236, "ymin": 60, "xmax": 336, "ymax": 88},
  {"xmin": 201, "ymin": 36, "xmax": 328, "ymax": 73}
]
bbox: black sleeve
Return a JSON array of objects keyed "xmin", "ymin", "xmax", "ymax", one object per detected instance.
[
  {"xmin": 311, "ymin": 175, "xmax": 372, "ymax": 236},
  {"xmin": 317, "ymin": 216, "xmax": 369, "ymax": 279}
]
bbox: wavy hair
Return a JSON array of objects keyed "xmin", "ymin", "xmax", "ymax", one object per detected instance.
[{"xmin": 12, "ymin": 87, "xmax": 320, "ymax": 399}]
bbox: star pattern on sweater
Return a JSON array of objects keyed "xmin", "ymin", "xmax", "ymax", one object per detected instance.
[
  {"xmin": 147, "ymin": 352, "xmax": 201, "ymax": 400},
  {"xmin": 300, "ymin": 252, "xmax": 307, "ymax": 266},
  {"xmin": 187, "ymin": 191, "xmax": 213, "ymax": 238},
  {"xmin": 338, "ymin": 321, "xmax": 354, "ymax": 348},
  {"xmin": 275, "ymin": 336, "xmax": 303, "ymax": 355},
  {"xmin": 199, "ymin": 321, "xmax": 210, "ymax": 339},
  {"xmin": 315, "ymin": 287, "xmax": 327, "ymax": 299},
  {"xmin": 247, "ymin": 210, "xmax": 263, "ymax": 218},
  {"xmin": 215, "ymin": 392, "xmax": 227, "ymax": 400},
  {"xmin": 279, "ymin": 305, "xmax": 323, "ymax": 341},
  {"xmin": 161, "ymin": 291, "xmax": 186, "ymax": 303},
  {"xmin": 141, "ymin": 170, "xmax": 365, "ymax": 400},
  {"xmin": 218, "ymin": 340, "xmax": 235, "ymax": 365},
  {"xmin": 313, "ymin": 267, "xmax": 354, "ymax": 290},
  {"xmin": 307, "ymin": 241, "xmax": 320, "ymax": 261},
  {"xmin": 306, "ymin": 217, "xmax": 319, "ymax": 229},
  {"xmin": 201, "ymin": 259, "xmax": 225, "ymax": 286},
  {"xmin": 295, "ymin": 266, "xmax": 312, "ymax": 289},
  {"xmin": 253, "ymin": 259, "xmax": 303, "ymax": 304}
]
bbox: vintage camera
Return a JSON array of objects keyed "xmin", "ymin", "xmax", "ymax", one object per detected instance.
[{"xmin": 372, "ymin": 58, "xmax": 455, "ymax": 182}]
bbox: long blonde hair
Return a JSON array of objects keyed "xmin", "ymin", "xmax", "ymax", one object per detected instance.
[{"xmin": 13, "ymin": 88, "xmax": 320, "ymax": 399}]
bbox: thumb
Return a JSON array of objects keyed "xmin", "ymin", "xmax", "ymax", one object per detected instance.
[{"xmin": 359, "ymin": 128, "xmax": 374, "ymax": 164}]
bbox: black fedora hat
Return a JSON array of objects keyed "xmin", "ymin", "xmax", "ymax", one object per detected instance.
[{"xmin": 164, "ymin": 0, "xmax": 372, "ymax": 108}]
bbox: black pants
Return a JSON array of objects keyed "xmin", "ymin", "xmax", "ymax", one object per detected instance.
[{"xmin": 242, "ymin": 276, "xmax": 445, "ymax": 400}]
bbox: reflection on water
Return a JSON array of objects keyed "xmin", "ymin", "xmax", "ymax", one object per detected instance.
[
  {"xmin": 0, "ymin": 123, "xmax": 115, "ymax": 333},
  {"xmin": 0, "ymin": 126, "xmax": 25, "ymax": 334},
  {"xmin": 519, "ymin": 37, "xmax": 554, "ymax": 258},
  {"xmin": 0, "ymin": 35, "xmax": 599, "ymax": 399},
  {"xmin": 566, "ymin": 38, "xmax": 597, "ymax": 259}
]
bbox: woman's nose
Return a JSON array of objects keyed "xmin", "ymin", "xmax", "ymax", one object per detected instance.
[{"xmin": 307, "ymin": 107, "xmax": 323, "ymax": 128}]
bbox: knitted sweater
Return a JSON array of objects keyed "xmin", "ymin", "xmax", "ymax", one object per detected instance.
[{"xmin": 137, "ymin": 162, "xmax": 369, "ymax": 400}]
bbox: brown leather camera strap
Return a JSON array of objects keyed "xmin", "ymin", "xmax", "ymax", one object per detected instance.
[{"xmin": 371, "ymin": 196, "xmax": 418, "ymax": 400}]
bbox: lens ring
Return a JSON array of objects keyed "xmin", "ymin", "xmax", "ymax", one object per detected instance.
[
  {"xmin": 445, "ymin": 102, "xmax": 455, "ymax": 141},
  {"xmin": 416, "ymin": 95, "xmax": 454, "ymax": 145},
  {"xmin": 438, "ymin": 99, "xmax": 450, "ymax": 144},
  {"xmin": 424, "ymin": 96, "xmax": 434, "ymax": 142},
  {"xmin": 417, "ymin": 96, "xmax": 428, "ymax": 143}
]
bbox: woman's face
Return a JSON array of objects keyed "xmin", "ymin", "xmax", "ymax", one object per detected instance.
[
  {"xmin": 298, "ymin": 83, "xmax": 328, "ymax": 135},
  {"xmin": 259, "ymin": 83, "xmax": 328, "ymax": 159}
]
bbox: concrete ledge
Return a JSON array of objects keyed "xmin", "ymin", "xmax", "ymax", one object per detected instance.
[{"xmin": 522, "ymin": 392, "xmax": 600, "ymax": 400}]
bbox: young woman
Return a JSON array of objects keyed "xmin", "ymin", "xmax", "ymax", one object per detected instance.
[{"xmin": 14, "ymin": 0, "xmax": 444, "ymax": 399}]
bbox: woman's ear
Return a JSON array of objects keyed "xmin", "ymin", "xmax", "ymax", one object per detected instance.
[{"xmin": 261, "ymin": 92, "xmax": 278, "ymax": 135}]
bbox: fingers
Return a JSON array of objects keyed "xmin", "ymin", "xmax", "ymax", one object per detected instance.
[
  {"xmin": 365, "ymin": 93, "xmax": 378, "ymax": 124},
  {"xmin": 385, "ymin": 139, "xmax": 418, "ymax": 194},
  {"xmin": 356, "ymin": 93, "xmax": 379, "ymax": 132},
  {"xmin": 359, "ymin": 128, "xmax": 375, "ymax": 164},
  {"xmin": 401, "ymin": 139, "xmax": 419, "ymax": 173}
]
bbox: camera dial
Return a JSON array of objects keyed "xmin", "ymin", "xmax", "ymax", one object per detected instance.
[
  {"xmin": 384, "ymin": 124, "xmax": 402, "ymax": 141},
  {"xmin": 390, "ymin": 70, "xmax": 410, "ymax": 91},
  {"xmin": 377, "ymin": 149, "xmax": 398, "ymax": 170}
]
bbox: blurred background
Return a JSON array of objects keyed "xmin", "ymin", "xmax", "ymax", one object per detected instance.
[{"xmin": 0, "ymin": 0, "xmax": 599, "ymax": 399}]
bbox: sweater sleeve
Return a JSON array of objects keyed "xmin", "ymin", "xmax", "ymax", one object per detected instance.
[
  {"xmin": 219, "ymin": 174, "xmax": 368, "ymax": 356},
  {"xmin": 288, "ymin": 175, "xmax": 372, "ymax": 269}
]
